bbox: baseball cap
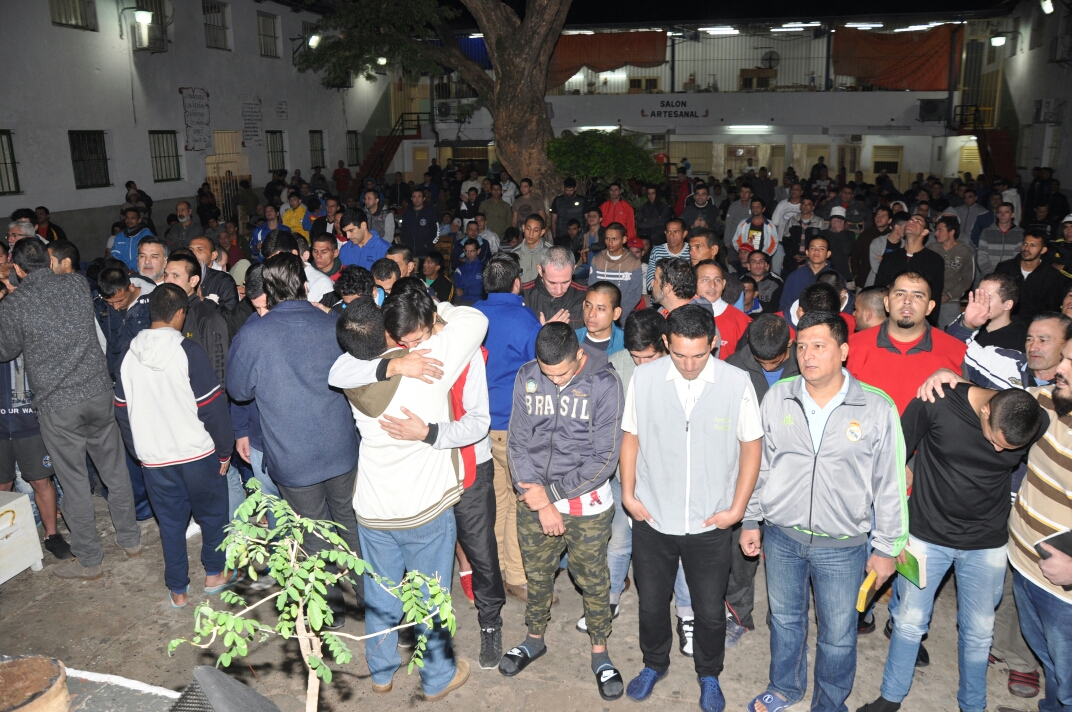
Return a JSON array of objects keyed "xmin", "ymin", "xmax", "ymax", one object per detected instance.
[
  {"xmin": 738, "ymin": 244, "xmax": 755, "ymax": 254},
  {"xmin": 829, "ymin": 206, "xmax": 847, "ymax": 219},
  {"xmin": 229, "ymin": 258, "xmax": 251, "ymax": 286},
  {"xmin": 1063, "ymin": 214, "xmax": 1072, "ymax": 224},
  {"xmin": 626, "ymin": 237, "xmax": 644, "ymax": 250}
]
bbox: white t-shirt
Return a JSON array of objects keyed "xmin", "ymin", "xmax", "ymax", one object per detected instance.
[
  {"xmin": 622, "ymin": 357, "xmax": 763, "ymax": 441},
  {"xmin": 304, "ymin": 263, "xmax": 334, "ymax": 303}
]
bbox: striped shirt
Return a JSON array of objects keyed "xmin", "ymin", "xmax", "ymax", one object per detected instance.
[
  {"xmin": 646, "ymin": 243, "xmax": 691, "ymax": 290},
  {"xmin": 1010, "ymin": 387, "xmax": 1072, "ymax": 604}
]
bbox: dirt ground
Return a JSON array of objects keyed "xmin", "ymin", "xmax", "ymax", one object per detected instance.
[{"xmin": 0, "ymin": 500, "xmax": 1046, "ymax": 711}]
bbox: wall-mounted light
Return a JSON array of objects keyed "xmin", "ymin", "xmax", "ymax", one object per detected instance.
[
  {"xmin": 377, "ymin": 57, "xmax": 388, "ymax": 66},
  {"xmin": 728, "ymin": 125, "xmax": 771, "ymax": 132},
  {"xmin": 134, "ymin": 10, "xmax": 153, "ymax": 24},
  {"xmin": 699, "ymin": 26, "xmax": 739, "ymax": 35},
  {"xmin": 990, "ymin": 35, "xmax": 1006, "ymax": 46},
  {"xmin": 1041, "ymin": 0, "xmax": 1055, "ymax": 14},
  {"xmin": 771, "ymin": 28, "xmax": 803, "ymax": 32},
  {"xmin": 307, "ymin": 34, "xmax": 321, "ymax": 48}
]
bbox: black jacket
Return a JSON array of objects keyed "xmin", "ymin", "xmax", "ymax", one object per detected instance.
[
  {"xmin": 224, "ymin": 298, "xmax": 256, "ymax": 341},
  {"xmin": 399, "ymin": 205, "xmax": 438, "ymax": 257},
  {"xmin": 726, "ymin": 342, "xmax": 800, "ymax": 401},
  {"xmin": 994, "ymin": 258, "xmax": 1070, "ymax": 323},
  {"xmin": 182, "ymin": 295, "xmax": 230, "ymax": 386},
  {"xmin": 635, "ymin": 199, "xmax": 671, "ymax": 240},
  {"xmin": 201, "ymin": 268, "xmax": 240, "ymax": 314},
  {"xmin": 522, "ymin": 277, "xmax": 588, "ymax": 330},
  {"xmin": 874, "ymin": 246, "xmax": 946, "ymax": 326}
]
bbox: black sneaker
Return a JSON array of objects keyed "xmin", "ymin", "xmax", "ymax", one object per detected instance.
[
  {"xmin": 323, "ymin": 613, "xmax": 345, "ymax": 631},
  {"xmin": 398, "ymin": 624, "xmax": 416, "ymax": 650},
  {"xmin": 676, "ymin": 616, "xmax": 694, "ymax": 657},
  {"xmin": 478, "ymin": 627, "xmax": 503, "ymax": 670},
  {"xmin": 858, "ymin": 611, "xmax": 876, "ymax": 635},
  {"xmin": 43, "ymin": 534, "xmax": 73, "ymax": 560}
]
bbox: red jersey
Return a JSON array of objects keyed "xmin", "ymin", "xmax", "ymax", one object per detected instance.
[
  {"xmin": 846, "ymin": 322, "xmax": 966, "ymax": 414},
  {"xmin": 600, "ymin": 199, "xmax": 636, "ymax": 240},
  {"xmin": 714, "ymin": 304, "xmax": 752, "ymax": 359}
]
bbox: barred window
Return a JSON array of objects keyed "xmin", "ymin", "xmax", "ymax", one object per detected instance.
[
  {"xmin": 202, "ymin": 1, "xmax": 229, "ymax": 50},
  {"xmin": 309, "ymin": 131, "xmax": 326, "ymax": 169},
  {"xmin": 0, "ymin": 131, "xmax": 20, "ymax": 195},
  {"xmin": 346, "ymin": 131, "xmax": 361, "ymax": 167},
  {"xmin": 258, "ymin": 12, "xmax": 279, "ymax": 58},
  {"xmin": 49, "ymin": 0, "xmax": 96, "ymax": 29},
  {"xmin": 149, "ymin": 131, "xmax": 181, "ymax": 182},
  {"xmin": 69, "ymin": 131, "xmax": 110, "ymax": 189},
  {"xmin": 266, "ymin": 131, "xmax": 286, "ymax": 171},
  {"xmin": 135, "ymin": 0, "xmax": 167, "ymax": 53}
]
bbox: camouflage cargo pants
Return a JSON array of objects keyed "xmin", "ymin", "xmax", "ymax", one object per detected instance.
[{"xmin": 517, "ymin": 505, "xmax": 614, "ymax": 645}]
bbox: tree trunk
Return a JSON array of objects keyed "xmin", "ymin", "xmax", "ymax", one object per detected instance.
[{"xmin": 490, "ymin": 93, "xmax": 559, "ymax": 207}]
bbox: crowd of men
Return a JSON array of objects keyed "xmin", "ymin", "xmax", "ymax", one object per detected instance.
[{"xmin": 1, "ymin": 157, "xmax": 1071, "ymax": 712}]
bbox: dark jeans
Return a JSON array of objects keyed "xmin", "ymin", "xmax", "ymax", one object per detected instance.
[
  {"xmin": 727, "ymin": 522, "xmax": 760, "ymax": 629},
  {"xmin": 142, "ymin": 455, "xmax": 227, "ymax": 593},
  {"xmin": 1014, "ymin": 570, "xmax": 1072, "ymax": 712},
  {"xmin": 455, "ymin": 459, "xmax": 505, "ymax": 629},
  {"xmin": 276, "ymin": 467, "xmax": 364, "ymax": 610},
  {"xmin": 125, "ymin": 446, "xmax": 154, "ymax": 521},
  {"xmin": 632, "ymin": 518, "xmax": 732, "ymax": 678}
]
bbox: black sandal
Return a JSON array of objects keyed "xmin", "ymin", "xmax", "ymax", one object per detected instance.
[
  {"xmin": 596, "ymin": 666, "xmax": 624, "ymax": 700},
  {"xmin": 498, "ymin": 646, "xmax": 546, "ymax": 677}
]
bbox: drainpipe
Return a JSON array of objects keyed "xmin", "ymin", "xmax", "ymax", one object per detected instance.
[
  {"xmin": 824, "ymin": 24, "xmax": 832, "ymax": 91},
  {"xmin": 670, "ymin": 35, "xmax": 676, "ymax": 93},
  {"xmin": 946, "ymin": 25, "xmax": 959, "ymax": 131}
]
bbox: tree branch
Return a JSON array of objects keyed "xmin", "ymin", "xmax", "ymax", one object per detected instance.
[
  {"xmin": 390, "ymin": 29, "xmax": 494, "ymax": 101},
  {"xmin": 519, "ymin": 0, "xmax": 572, "ymax": 70}
]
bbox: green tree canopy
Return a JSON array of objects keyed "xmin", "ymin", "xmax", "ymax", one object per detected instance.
[{"xmin": 547, "ymin": 131, "xmax": 664, "ymax": 197}]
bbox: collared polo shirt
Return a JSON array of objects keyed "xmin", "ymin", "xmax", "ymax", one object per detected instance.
[{"xmin": 798, "ymin": 369, "xmax": 851, "ymax": 452}]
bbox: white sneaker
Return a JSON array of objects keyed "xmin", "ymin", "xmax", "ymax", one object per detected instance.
[
  {"xmin": 677, "ymin": 616, "xmax": 694, "ymax": 657},
  {"xmin": 185, "ymin": 521, "xmax": 202, "ymax": 539},
  {"xmin": 576, "ymin": 603, "xmax": 619, "ymax": 633}
]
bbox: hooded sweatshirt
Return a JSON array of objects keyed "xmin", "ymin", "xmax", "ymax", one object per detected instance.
[{"xmin": 114, "ymin": 327, "xmax": 233, "ymax": 468}]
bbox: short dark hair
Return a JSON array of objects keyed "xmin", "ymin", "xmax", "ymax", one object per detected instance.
[
  {"xmin": 891, "ymin": 270, "xmax": 933, "ymax": 301},
  {"xmin": 688, "ymin": 228, "xmax": 719, "ymax": 248},
  {"xmin": 97, "ymin": 267, "xmax": 132, "ymax": 299},
  {"xmin": 666, "ymin": 303, "xmax": 717, "ymax": 343},
  {"xmin": 12, "ymin": 239, "xmax": 51, "ymax": 274},
  {"xmin": 336, "ymin": 297, "xmax": 388, "ymax": 360},
  {"xmin": 382, "ymin": 287, "xmax": 435, "ymax": 341},
  {"xmin": 796, "ymin": 310, "xmax": 849, "ymax": 345},
  {"xmin": 339, "ymin": 208, "xmax": 368, "ymax": 232},
  {"xmin": 246, "ymin": 264, "xmax": 265, "ymax": 299},
  {"xmin": 424, "ymin": 251, "xmax": 444, "ymax": 270},
  {"xmin": 989, "ymin": 388, "xmax": 1045, "ymax": 448},
  {"xmin": 335, "ymin": 265, "xmax": 374, "ymax": 298},
  {"xmin": 563, "ymin": 177, "xmax": 577, "ymax": 188},
  {"xmin": 371, "ymin": 257, "xmax": 401, "ymax": 283},
  {"xmin": 262, "ymin": 252, "xmax": 307, "ymax": 307},
  {"xmin": 604, "ymin": 222, "xmax": 627, "ymax": 238},
  {"xmin": 980, "ymin": 272, "xmax": 1018, "ymax": 305},
  {"xmin": 936, "ymin": 214, "xmax": 960, "ymax": 239},
  {"xmin": 1024, "ymin": 228, "xmax": 1049, "ymax": 243},
  {"xmin": 891, "ymin": 211, "xmax": 911, "ymax": 227},
  {"xmin": 483, "ymin": 253, "xmax": 523, "ymax": 293},
  {"xmin": 535, "ymin": 321, "xmax": 579, "ymax": 366},
  {"xmin": 805, "ymin": 233, "xmax": 830, "ymax": 250},
  {"xmin": 524, "ymin": 213, "xmax": 546, "ymax": 229},
  {"xmin": 122, "ymin": 207, "xmax": 140, "ymax": 218},
  {"xmin": 262, "ymin": 229, "xmax": 299, "ymax": 258},
  {"xmin": 657, "ymin": 258, "xmax": 696, "ymax": 300},
  {"xmin": 750, "ymin": 196, "xmax": 766, "ymax": 209},
  {"xmin": 137, "ymin": 234, "xmax": 168, "ymax": 257},
  {"xmin": 1031, "ymin": 312, "xmax": 1072, "ymax": 341},
  {"xmin": 166, "ymin": 252, "xmax": 201, "ymax": 282},
  {"xmin": 311, "ymin": 232, "xmax": 338, "ymax": 248},
  {"xmin": 148, "ymin": 283, "xmax": 188, "ymax": 323},
  {"xmin": 623, "ymin": 309, "xmax": 668, "ymax": 354},
  {"xmin": 587, "ymin": 280, "xmax": 622, "ymax": 310},
  {"xmin": 48, "ymin": 240, "xmax": 80, "ymax": 269},
  {"xmin": 799, "ymin": 282, "xmax": 841, "ymax": 314},
  {"xmin": 815, "ymin": 271, "xmax": 845, "ymax": 293},
  {"xmin": 386, "ymin": 244, "xmax": 414, "ymax": 263},
  {"xmin": 748, "ymin": 314, "xmax": 791, "ymax": 361}
]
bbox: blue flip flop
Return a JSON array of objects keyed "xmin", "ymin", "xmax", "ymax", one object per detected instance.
[
  {"xmin": 204, "ymin": 570, "xmax": 242, "ymax": 594},
  {"xmin": 747, "ymin": 692, "xmax": 792, "ymax": 712},
  {"xmin": 170, "ymin": 585, "xmax": 190, "ymax": 608}
]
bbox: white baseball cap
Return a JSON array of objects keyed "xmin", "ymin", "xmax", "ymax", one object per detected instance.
[
  {"xmin": 1063, "ymin": 214, "xmax": 1072, "ymax": 224},
  {"xmin": 829, "ymin": 206, "xmax": 847, "ymax": 218}
]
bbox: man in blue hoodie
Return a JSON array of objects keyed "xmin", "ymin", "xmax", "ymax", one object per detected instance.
[
  {"xmin": 111, "ymin": 208, "xmax": 155, "ymax": 271},
  {"xmin": 474, "ymin": 253, "xmax": 542, "ymax": 600}
]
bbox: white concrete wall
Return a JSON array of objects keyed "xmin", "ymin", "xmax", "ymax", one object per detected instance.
[{"xmin": 0, "ymin": 0, "xmax": 387, "ymax": 251}]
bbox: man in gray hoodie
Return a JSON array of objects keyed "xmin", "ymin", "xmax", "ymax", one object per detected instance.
[{"xmin": 0, "ymin": 239, "xmax": 140, "ymax": 580}]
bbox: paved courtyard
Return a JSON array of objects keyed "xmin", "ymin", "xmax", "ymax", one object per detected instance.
[{"xmin": 0, "ymin": 501, "xmax": 1046, "ymax": 711}]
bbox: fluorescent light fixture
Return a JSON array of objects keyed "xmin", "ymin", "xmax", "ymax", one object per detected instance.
[
  {"xmin": 307, "ymin": 34, "xmax": 321, "ymax": 48},
  {"xmin": 771, "ymin": 27, "xmax": 803, "ymax": 32},
  {"xmin": 376, "ymin": 56, "xmax": 388, "ymax": 65},
  {"xmin": 469, "ymin": 33, "xmax": 483, "ymax": 38},
  {"xmin": 990, "ymin": 35, "xmax": 1006, "ymax": 46},
  {"xmin": 783, "ymin": 22, "xmax": 820, "ymax": 27},
  {"xmin": 563, "ymin": 30, "xmax": 595, "ymax": 35},
  {"xmin": 846, "ymin": 22, "xmax": 883, "ymax": 28},
  {"xmin": 578, "ymin": 126, "xmax": 619, "ymax": 132},
  {"xmin": 894, "ymin": 24, "xmax": 935, "ymax": 32},
  {"xmin": 968, "ymin": 135, "xmax": 978, "ymax": 140},
  {"xmin": 699, "ymin": 26, "xmax": 739, "ymax": 35},
  {"xmin": 134, "ymin": 10, "xmax": 153, "ymax": 24},
  {"xmin": 1041, "ymin": 0, "xmax": 1055, "ymax": 13},
  {"xmin": 728, "ymin": 125, "xmax": 771, "ymax": 131}
]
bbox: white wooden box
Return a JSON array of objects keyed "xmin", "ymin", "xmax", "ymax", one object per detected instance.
[{"xmin": 0, "ymin": 491, "xmax": 44, "ymax": 586}]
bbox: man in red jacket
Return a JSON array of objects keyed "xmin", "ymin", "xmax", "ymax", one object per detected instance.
[{"xmin": 601, "ymin": 183, "xmax": 636, "ymax": 240}]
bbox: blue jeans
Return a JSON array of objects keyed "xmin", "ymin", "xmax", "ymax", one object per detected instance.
[
  {"xmin": 763, "ymin": 525, "xmax": 867, "ymax": 712},
  {"xmin": 359, "ymin": 509, "xmax": 457, "ymax": 695},
  {"xmin": 606, "ymin": 478, "xmax": 691, "ymax": 612},
  {"xmin": 1014, "ymin": 570, "xmax": 1072, "ymax": 712},
  {"xmin": 126, "ymin": 447, "xmax": 154, "ymax": 521},
  {"xmin": 880, "ymin": 539, "xmax": 1006, "ymax": 712}
]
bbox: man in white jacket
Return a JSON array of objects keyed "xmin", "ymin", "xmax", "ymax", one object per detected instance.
[{"xmin": 330, "ymin": 290, "xmax": 487, "ymax": 700}]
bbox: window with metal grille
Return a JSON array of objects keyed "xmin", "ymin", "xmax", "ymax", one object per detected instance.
[
  {"xmin": 872, "ymin": 146, "xmax": 903, "ymax": 176},
  {"xmin": 202, "ymin": 1, "xmax": 229, "ymax": 50},
  {"xmin": 258, "ymin": 12, "xmax": 279, "ymax": 58},
  {"xmin": 266, "ymin": 131, "xmax": 286, "ymax": 171},
  {"xmin": 149, "ymin": 131, "xmax": 181, "ymax": 182},
  {"xmin": 49, "ymin": 0, "xmax": 96, "ymax": 29},
  {"xmin": 135, "ymin": 0, "xmax": 167, "ymax": 52},
  {"xmin": 0, "ymin": 131, "xmax": 20, "ymax": 195},
  {"xmin": 346, "ymin": 131, "xmax": 361, "ymax": 166},
  {"xmin": 69, "ymin": 131, "xmax": 110, "ymax": 189},
  {"xmin": 309, "ymin": 131, "xmax": 326, "ymax": 169}
]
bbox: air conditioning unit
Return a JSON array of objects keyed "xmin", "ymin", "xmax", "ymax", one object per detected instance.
[
  {"xmin": 849, "ymin": 134, "xmax": 863, "ymax": 143},
  {"xmin": 918, "ymin": 99, "xmax": 948, "ymax": 123}
]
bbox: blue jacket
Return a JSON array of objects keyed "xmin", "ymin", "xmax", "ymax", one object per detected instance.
[
  {"xmin": 575, "ymin": 324, "xmax": 625, "ymax": 355},
  {"xmin": 453, "ymin": 260, "xmax": 485, "ymax": 301},
  {"xmin": 474, "ymin": 292, "xmax": 542, "ymax": 430},
  {"xmin": 250, "ymin": 223, "xmax": 291, "ymax": 263},
  {"xmin": 111, "ymin": 227, "xmax": 154, "ymax": 271},
  {"xmin": 230, "ymin": 313, "xmax": 264, "ymax": 453},
  {"xmin": 779, "ymin": 263, "xmax": 839, "ymax": 314},
  {"xmin": 339, "ymin": 233, "xmax": 390, "ymax": 270},
  {"xmin": 226, "ymin": 300, "xmax": 359, "ymax": 487},
  {"xmin": 1, "ymin": 357, "xmax": 39, "ymax": 440},
  {"xmin": 95, "ymin": 290, "xmax": 153, "ymax": 379}
]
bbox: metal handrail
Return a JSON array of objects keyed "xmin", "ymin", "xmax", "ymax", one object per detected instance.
[{"xmin": 360, "ymin": 112, "xmax": 431, "ymax": 183}]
